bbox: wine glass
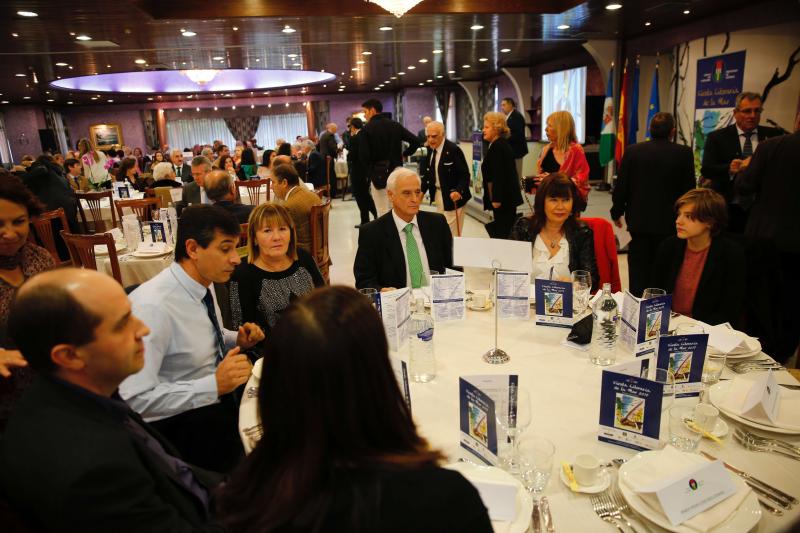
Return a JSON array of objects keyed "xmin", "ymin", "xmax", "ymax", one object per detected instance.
[
  {"xmin": 495, "ymin": 388, "xmax": 532, "ymax": 474},
  {"xmin": 571, "ymin": 270, "xmax": 591, "ymax": 314},
  {"xmin": 642, "ymin": 287, "xmax": 666, "ymax": 300}
]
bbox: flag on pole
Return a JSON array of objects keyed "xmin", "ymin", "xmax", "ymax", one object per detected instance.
[
  {"xmin": 628, "ymin": 59, "xmax": 640, "ymax": 145},
  {"xmin": 644, "ymin": 61, "xmax": 660, "ymax": 141},
  {"xmin": 599, "ymin": 66, "xmax": 615, "ymax": 167},
  {"xmin": 615, "ymin": 60, "xmax": 629, "ymax": 165}
]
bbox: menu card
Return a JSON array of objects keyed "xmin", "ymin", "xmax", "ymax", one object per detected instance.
[
  {"xmin": 148, "ymin": 221, "xmax": 167, "ymax": 243},
  {"xmin": 459, "ymin": 375, "xmax": 518, "ymax": 466},
  {"xmin": 620, "ymin": 291, "xmax": 672, "ymax": 356},
  {"xmin": 430, "ymin": 272, "xmax": 466, "ymax": 322},
  {"xmin": 389, "ymin": 355, "xmax": 412, "ymax": 414},
  {"xmin": 534, "ymin": 279, "xmax": 573, "ymax": 327},
  {"xmin": 379, "ymin": 288, "xmax": 411, "ymax": 352},
  {"xmin": 169, "ymin": 187, "xmax": 183, "ymax": 203},
  {"xmin": 497, "ymin": 271, "xmax": 530, "ymax": 320},
  {"xmin": 657, "ymin": 334, "xmax": 708, "ymax": 398}
]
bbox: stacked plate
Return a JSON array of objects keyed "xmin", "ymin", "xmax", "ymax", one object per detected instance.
[
  {"xmin": 707, "ymin": 328, "xmax": 762, "ymax": 360},
  {"xmin": 710, "ymin": 374, "xmax": 800, "ymax": 434},
  {"xmin": 93, "ymin": 241, "xmax": 126, "ymax": 255},
  {"xmin": 131, "ymin": 245, "xmax": 173, "ymax": 258}
]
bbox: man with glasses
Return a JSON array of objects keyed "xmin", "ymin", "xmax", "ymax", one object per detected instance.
[{"xmin": 701, "ymin": 91, "xmax": 781, "ymax": 233}]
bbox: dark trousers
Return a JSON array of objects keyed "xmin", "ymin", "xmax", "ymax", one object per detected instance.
[
  {"xmin": 351, "ymin": 174, "xmax": 377, "ymax": 225},
  {"xmin": 628, "ymin": 232, "xmax": 671, "ymax": 298},
  {"xmin": 727, "ymin": 204, "xmax": 748, "ymax": 234},
  {"xmin": 776, "ymin": 251, "xmax": 800, "ymax": 363},
  {"xmin": 487, "ymin": 207, "xmax": 517, "ymax": 239}
]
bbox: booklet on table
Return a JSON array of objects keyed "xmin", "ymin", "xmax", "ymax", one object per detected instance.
[
  {"xmin": 620, "ymin": 291, "xmax": 672, "ymax": 356},
  {"xmin": 656, "ymin": 333, "xmax": 708, "ymax": 398},
  {"xmin": 459, "ymin": 375, "xmax": 519, "ymax": 466},
  {"xmin": 378, "ymin": 288, "xmax": 411, "ymax": 353},
  {"xmin": 534, "ymin": 279, "xmax": 573, "ymax": 327}
]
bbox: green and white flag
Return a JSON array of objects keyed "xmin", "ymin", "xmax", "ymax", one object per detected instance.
[{"xmin": 599, "ymin": 66, "xmax": 616, "ymax": 167}]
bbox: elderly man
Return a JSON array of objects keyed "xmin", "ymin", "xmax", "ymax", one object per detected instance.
[
  {"xmin": 417, "ymin": 115, "xmax": 433, "ymax": 146},
  {"xmin": 301, "ymin": 139, "xmax": 328, "ymax": 191},
  {"xmin": 354, "ymin": 168, "xmax": 453, "ymax": 291},
  {"xmin": 120, "ymin": 206, "xmax": 264, "ymax": 472},
  {"xmin": 183, "ymin": 155, "xmax": 213, "ymax": 205},
  {"xmin": 272, "ymin": 163, "xmax": 322, "ymax": 253},
  {"xmin": 501, "ymin": 97, "xmax": 529, "ymax": 181},
  {"xmin": 205, "ymin": 169, "xmax": 254, "ymax": 224},
  {"xmin": 420, "ymin": 121, "xmax": 472, "ymax": 236},
  {"xmin": 318, "ymin": 123, "xmax": 339, "ymax": 196},
  {"xmin": 151, "ymin": 161, "xmax": 182, "ymax": 188},
  {"xmin": 2, "ymin": 269, "xmax": 224, "ymax": 531},
  {"xmin": 170, "ymin": 149, "xmax": 192, "ymax": 183}
]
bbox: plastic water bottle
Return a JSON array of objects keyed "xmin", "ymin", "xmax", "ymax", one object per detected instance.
[
  {"xmin": 590, "ymin": 283, "xmax": 619, "ymax": 366},
  {"xmin": 409, "ymin": 298, "xmax": 436, "ymax": 383}
]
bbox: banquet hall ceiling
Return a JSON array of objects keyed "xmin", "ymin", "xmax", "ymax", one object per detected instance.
[{"xmin": 0, "ymin": 0, "xmax": 765, "ymax": 105}]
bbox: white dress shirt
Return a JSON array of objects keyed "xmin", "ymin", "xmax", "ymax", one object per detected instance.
[
  {"xmin": 392, "ymin": 210, "xmax": 431, "ymax": 287},
  {"xmin": 532, "ymin": 234, "xmax": 571, "ymax": 281},
  {"xmin": 430, "ymin": 144, "xmax": 443, "ymax": 189},
  {"xmin": 736, "ymin": 125, "xmax": 759, "ymax": 154},
  {"xmin": 119, "ymin": 262, "xmax": 237, "ymax": 422}
]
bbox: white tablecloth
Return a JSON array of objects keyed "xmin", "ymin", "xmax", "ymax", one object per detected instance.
[
  {"xmin": 240, "ymin": 310, "xmax": 800, "ymax": 532},
  {"xmin": 100, "ymin": 250, "xmax": 173, "ymax": 287}
]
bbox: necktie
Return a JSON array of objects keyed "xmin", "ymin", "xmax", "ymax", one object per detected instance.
[
  {"xmin": 175, "ymin": 165, "xmax": 181, "ymax": 178},
  {"xmin": 201, "ymin": 289, "xmax": 226, "ymax": 364},
  {"xmin": 404, "ymin": 223, "xmax": 424, "ymax": 289},
  {"xmin": 742, "ymin": 131, "xmax": 754, "ymax": 158}
]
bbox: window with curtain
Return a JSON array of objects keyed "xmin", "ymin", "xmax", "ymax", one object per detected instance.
[
  {"xmin": 166, "ymin": 117, "xmax": 236, "ymax": 151},
  {"xmin": 0, "ymin": 114, "xmax": 14, "ymax": 166},
  {"xmin": 254, "ymin": 113, "xmax": 307, "ymax": 148}
]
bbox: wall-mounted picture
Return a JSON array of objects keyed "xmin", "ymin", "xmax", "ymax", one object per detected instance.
[{"xmin": 89, "ymin": 123, "xmax": 123, "ymax": 151}]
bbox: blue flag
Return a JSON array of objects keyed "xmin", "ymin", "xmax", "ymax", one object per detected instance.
[
  {"xmin": 628, "ymin": 61, "xmax": 640, "ymax": 145},
  {"xmin": 645, "ymin": 63, "xmax": 660, "ymax": 141}
]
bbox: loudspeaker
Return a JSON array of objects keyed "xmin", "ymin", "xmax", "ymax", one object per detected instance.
[{"xmin": 38, "ymin": 129, "xmax": 58, "ymax": 153}]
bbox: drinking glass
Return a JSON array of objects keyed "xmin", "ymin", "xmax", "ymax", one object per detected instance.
[
  {"xmin": 701, "ymin": 353, "xmax": 726, "ymax": 403},
  {"xmin": 518, "ymin": 436, "xmax": 555, "ymax": 494},
  {"xmin": 669, "ymin": 406, "xmax": 702, "ymax": 452},
  {"xmin": 654, "ymin": 368, "xmax": 675, "ymax": 411},
  {"xmin": 495, "ymin": 388, "xmax": 532, "ymax": 474},
  {"xmin": 675, "ymin": 323, "xmax": 705, "ymax": 336},
  {"xmin": 571, "ymin": 270, "xmax": 591, "ymax": 314},
  {"xmin": 642, "ymin": 287, "xmax": 666, "ymax": 300},
  {"xmin": 358, "ymin": 288, "xmax": 378, "ymax": 309}
]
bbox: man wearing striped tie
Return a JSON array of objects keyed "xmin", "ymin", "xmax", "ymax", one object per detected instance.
[{"xmin": 354, "ymin": 167, "xmax": 453, "ymax": 291}]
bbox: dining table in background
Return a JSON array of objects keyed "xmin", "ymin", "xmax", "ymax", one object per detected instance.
[{"xmin": 100, "ymin": 248, "xmax": 173, "ymax": 288}]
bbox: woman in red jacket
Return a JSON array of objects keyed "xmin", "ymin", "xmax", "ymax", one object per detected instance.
[{"xmin": 533, "ymin": 110, "xmax": 590, "ymax": 207}]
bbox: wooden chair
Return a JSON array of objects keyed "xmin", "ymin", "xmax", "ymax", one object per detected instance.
[
  {"xmin": 314, "ymin": 155, "xmax": 332, "ymax": 200},
  {"xmin": 235, "ymin": 179, "xmax": 271, "ymax": 205},
  {"xmin": 114, "ymin": 197, "xmax": 162, "ymax": 222},
  {"xmin": 60, "ymin": 230, "xmax": 123, "ymax": 285},
  {"xmin": 29, "ymin": 208, "xmax": 71, "ymax": 266},
  {"xmin": 239, "ymin": 223, "xmax": 249, "ymax": 248},
  {"xmin": 309, "ymin": 199, "xmax": 332, "ymax": 284},
  {"xmin": 76, "ymin": 190, "xmax": 116, "ymax": 233}
]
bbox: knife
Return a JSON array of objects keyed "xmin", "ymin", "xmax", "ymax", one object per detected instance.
[
  {"xmin": 700, "ymin": 452, "xmax": 798, "ymax": 505},
  {"xmin": 531, "ymin": 499, "xmax": 542, "ymax": 533},
  {"xmin": 540, "ymin": 496, "xmax": 555, "ymax": 532}
]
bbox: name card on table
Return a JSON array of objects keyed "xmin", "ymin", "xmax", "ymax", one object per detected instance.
[
  {"xmin": 657, "ymin": 334, "xmax": 709, "ymax": 398},
  {"xmin": 379, "ymin": 288, "xmax": 411, "ymax": 353},
  {"xmin": 389, "ymin": 355, "xmax": 412, "ymax": 414},
  {"xmin": 136, "ymin": 241, "xmax": 169, "ymax": 254},
  {"xmin": 654, "ymin": 460, "xmax": 738, "ymax": 526},
  {"xmin": 169, "ymin": 187, "xmax": 183, "ymax": 203},
  {"xmin": 534, "ymin": 279, "xmax": 573, "ymax": 327},
  {"xmin": 620, "ymin": 291, "xmax": 672, "ymax": 356},
  {"xmin": 741, "ymin": 370, "xmax": 780, "ymax": 425},
  {"xmin": 116, "ymin": 185, "xmax": 131, "ymax": 199},
  {"xmin": 598, "ymin": 365, "xmax": 663, "ymax": 451},
  {"xmin": 158, "ymin": 207, "xmax": 178, "ymax": 245},
  {"xmin": 498, "ymin": 271, "xmax": 530, "ymax": 320},
  {"xmin": 459, "ymin": 374, "xmax": 519, "ymax": 466},
  {"xmin": 430, "ymin": 273, "xmax": 466, "ymax": 322},
  {"xmin": 148, "ymin": 221, "xmax": 167, "ymax": 243}
]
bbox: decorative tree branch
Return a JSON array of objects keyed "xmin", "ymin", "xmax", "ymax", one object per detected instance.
[
  {"xmin": 762, "ymin": 44, "xmax": 800, "ymax": 105},
  {"xmin": 721, "ymin": 32, "xmax": 730, "ymax": 54}
]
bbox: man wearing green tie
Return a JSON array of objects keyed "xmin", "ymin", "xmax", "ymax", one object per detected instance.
[{"xmin": 354, "ymin": 167, "xmax": 454, "ymax": 291}]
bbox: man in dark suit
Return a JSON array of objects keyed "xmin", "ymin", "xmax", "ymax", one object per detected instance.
[
  {"xmin": 420, "ymin": 121, "xmax": 472, "ymax": 236},
  {"xmin": 182, "ymin": 155, "xmax": 213, "ymax": 206},
  {"xmin": 347, "ymin": 117, "xmax": 378, "ymax": 227},
  {"xmin": 318, "ymin": 123, "xmax": 339, "ymax": 196},
  {"xmin": 205, "ymin": 169, "xmax": 254, "ymax": 224},
  {"xmin": 170, "ymin": 149, "xmax": 193, "ymax": 183},
  {"xmin": 611, "ymin": 112, "xmax": 695, "ymax": 297},
  {"xmin": 354, "ymin": 168, "xmax": 453, "ymax": 290},
  {"xmin": 302, "ymin": 140, "xmax": 328, "ymax": 191},
  {"xmin": 501, "ymin": 97, "xmax": 529, "ymax": 181},
  {"xmin": 701, "ymin": 91, "xmax": 781, "ymax": 233},
  {"xmin": 1, "ymin": 268, "xmax": 223, "ymax": 531}
]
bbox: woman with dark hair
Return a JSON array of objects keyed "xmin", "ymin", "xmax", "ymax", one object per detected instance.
[
  {"xmin": 510, "ymin": 173, "xmax": 598, "ymax": 289},
  {"xmin": 217, "ymin": 285, "xmax": 491, "ymax": 532},
  {"xmin": 133, "ymin": 147, "xmax": 150, "ymax": 174},
  {"xmin": 276, "ymin": 142, "xmax": 292, "ymax": 157},
  {"xmin": 651, "ymin": 188, "xmax": 745, "ymax": 325},
  {"xmin": 219, "ymin": 154, "xmax": 237, "ymax": 180},
  {"xmin": 260, "ymin": 148, "xmax": 275, "ymax": 168},
  {"xmin": 116, "ymin": 157, "xmax": 143, "ymax": 191},
  {"xmin": 237, "ymin": 148, "xmax": 258, "ymax": 180},
  {"xmin": 481, "ymin": 111, "xmax": 523, "ymax": 238}
]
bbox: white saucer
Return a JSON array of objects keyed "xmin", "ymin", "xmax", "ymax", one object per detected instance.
[
  {"xmin": 687, "ymin": 417, "xmax": 729, "ymax": 438},
  {"xmin": 559, "ymin": 466, "xmax": 611, "ymax": 493},
  {"xmin": 467, "ymin": 301, "xmax": 493, "ymax": 311}
]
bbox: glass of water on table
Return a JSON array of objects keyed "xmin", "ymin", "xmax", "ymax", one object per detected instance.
[{"xmin": 571, "ymin": 270, "xmax": 591, "ymax": 314}]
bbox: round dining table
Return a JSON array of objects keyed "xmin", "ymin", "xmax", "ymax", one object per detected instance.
[
  {"xmin": 239, "ymin": 305, "xmax": 800, "ymax": 532},
  {"xmin": 100, "ymin": 247, "xmax": 173, "ymax": 287}
]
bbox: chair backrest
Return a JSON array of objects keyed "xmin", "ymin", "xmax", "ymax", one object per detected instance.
[
  {"xmin": 60, "ymin": 230, "xmax": 122, "ymax": 284},
  {"xmin": 235, "ymin": 179, "xmax": 271, "ymax": 205},
  {"xmin": 314, "ymin": 155, "xmax": 332, "ymax": 198},
  {"xmin": 75, "ymin": 190, "xmax": 116, "ymax": 233},
  {"xmin": 153, "ymin": 186, "xmax": 174, "ymax": 209},
  {"xmin": 239, "ymin": 222, "xmax": 249, "ymax": 248},
  {"xmin": 29, "ymin": 208, "xmax": 71, "ymax": 266},
  {"xmin": 309, "ymin": 199, "xmax": 332, "ymax": 284},
  {"xmin": 114, "ymin": 197, "xmax": 162, "ymax": 222},
  {"xmin": 580, "ymin": 217, "xmax": 621, "ymax": 293}
]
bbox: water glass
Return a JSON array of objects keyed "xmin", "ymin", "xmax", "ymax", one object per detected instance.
[
  {"xmin": 571, "ymin": 270, "xmax": 591, "ymax": 314},
  {"xmin": 675, "ymin": 323, "xmax": 705, "ymax": 336},
  {"xmin": 358, "ymin": 288, "xmax": 378, "ymax": 309},
  {"xmin": 642, "ymin": 287, "xmax": 666, "ymax": 300},
  {"xmin": 495, "ymin": 388, "xmax": 532, "ymax": 474},
  {"xmin": 669, "ymin": 406, "xmax": 702, "ymax": 452},
  {"xmin": 518, "ymin": 436, "xmax": 555, "ymax": 494},
  {"xmin": 654, "ymin": 368, "xmax": 675, "ymax": 411},
  {"xmin": 701, "ymin": 352, "xmax": 726, "ymax": 403}
]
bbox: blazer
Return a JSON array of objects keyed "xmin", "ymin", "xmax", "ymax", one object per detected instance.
[
  {"xmin": 611, "ymin": 139, "xmax": 695, "ymax": 235},
  {"xmin": 22, "ymin": 162, "xmax": 80, "ymax": 233},
  {"xmin": 318, "ymin": 131, "xmax": 338, "ymax": 159},
  {"xmin": 700, "ymin": 124, "xmax": 781, "ymax": 201},
  {"xmin": 182, "ymin": 181, "xmax": 201, "ymax": 205},
  {"xmin": 214, "ymin": 200, "xmax": 254, "ymax": 225},
  {"xmin": 506, "ymin": 110, "xmax": 529, "ymax": 158},
  {"xmin": 420, "ymin": 139, "xmax": 472, "ymax": 211},
  {"xmin": 354, "ymin": 210, "xmax": 453, "ymax": 290},
  {"xmin": 283, "ymin": 185, "xmax": 323, "ymax": 253},
  {"xmin": 306, "ymin": 150, "xmax": 327, "ymax": 189},
  {"xmin": 174, "ymin": 162, "xmax": 193, "ymax": 183},
  {"xmin": 0, "ymin": 376, "xmax": 222, "ymax": 532},
  {"xmin": 359, "ymin": 113, "xmax": 421, "ymax": 172},
  {"xmin": 481, "ymin": 137, "xmax": 523, "ymax": 210},
  {"xmin": 651, "ymin": 235, "xmax": 746, "ymax": 326}
]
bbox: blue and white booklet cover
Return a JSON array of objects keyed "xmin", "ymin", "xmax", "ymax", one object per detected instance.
[
  {"xmin": 116, "ymin": 185, "xmax": 130, "ymax": 198},
  {"xmin": 534, "ymin": 278, "xmax": 573, "ymax": 327},
  {"xmin": 620, "ymin": 291, "xmax": 672, "ymax": 356},
  {"xmin": 598, "ymin": 357, "xmax": 663, "ymax": 451},
  {"xmin": 379, "ymin": 288, "xmax": 411, "ymax": 353},
  {"xmin": 389, "ymin": 355, "xmax": 412, "ymax": 415},
  {"xmin": 148, "ymin": 221, "xmax": 167, "ymax": 243},
  {"xmin": 497, "ymin": 271, "xmax": 530, "ymax": 320},
  {"xmin": 459, "ymin": 374, "xmax": 519, "ymax": 466},
  {"xmin": 657, "ymin": 334, "xmax": 709, "ymax": 397},
  {"xmin": 430, "ymin": 272, "xmax": 465, "ymax": 322}
]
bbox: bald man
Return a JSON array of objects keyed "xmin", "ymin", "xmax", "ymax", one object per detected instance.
[{"xmin": 2, "ymin": 269, "xmax": 223, "ymax": 531}]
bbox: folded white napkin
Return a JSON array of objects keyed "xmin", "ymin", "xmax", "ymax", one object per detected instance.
[
  {"xmin": 719, "ymin": 374, "xmax": 800, "ymax": 430},
  {"xmin": 444, "ymin": 463, "xmax": 519, "ymax": 523},
  {"xmin": 621, "ymin": 446, "xmax": 749, "ymax": 532},
  {"xmin": 702, "ymin": 323, "xmax": 759, "ymax": 354}
]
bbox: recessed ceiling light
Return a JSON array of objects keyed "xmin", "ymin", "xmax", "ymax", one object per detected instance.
[
  {"xmin": 23, "ymin": 96, "xmax": 31, "ymax": 99},
  {"xmin": 338, "ymin": 88, "xmax": 344, "ymax": 92},
  {"xmin": 17, "ymin": 11, "xmax": 38, "ymax": 17},
  {"xmin": 213, "ymin": 56, "xmax": 224, "ymax": 60},
  {"xmin": 263, "ymin": 91, "xmax": 270, "ymax": 95},
  {"xmin": 426, "ymin": 79, "xmax": 433, "ymax": 82},
  {"xmin": 250, "ymin": 104, "xmax": 255, "ymax": 109},
  {"xmin": 645, "ymin": 21, "xmax": 651, "ymax": 26},
  {"xmin": 282, "ymin": 25, "xmax": 295, "ymax": 33},
  {"xmin": 11, "ymin": 33, "xmax": 19, "ymax": 37},
  {"xmin": 134, "ymin": 59, "xmax": 146, "ymax": 64},
  {"xmin": 255, "ymin": 58, "xmax": 260, "ymax": 62},
  {"xmin": 268, "ymin": 103, "xmax": 272, "ymax": 107},
  {"xmin": 195, "ymin": 107, "xmax": 199, "ymax": 111},
  {"xmin": 683, "ymin": 9, "xmax": 690, "ymax": 14},
  {"xmin": 351, "ymin": 67, "xmax": 359, "ymax": 71},
  {"xmin": 232, "ymin": 26, "xmax": 238, "ymax": 31},
  {"xmin": 398, "ymin": 72, "xmax": 406, "ymax": 75},
  {"xmin": 75, "ymin": 35, "xmax": 92, "ymax": 41},
  {"xmin": 67, "ymin": 101, "xmax": 73, "ymax": 104},
  {"xmin": 462, "ymin": 64, "xmax": 471, "ymax": 68},
  {"xmin": 1, "ymin": 100, "xmax": 9, "ymax": 104},
  {"xmin": 147, "ymin": 97, "xmax": 153, "ymax": 101},
  {"xmin": 419, "ymin": 58, "xmax": 428, "ymax": 63},
  {"xmin": 357, "ymin": 60, "xmax": 365, "ymax": 64},
  {"xmin": 479, "ymin": 57, "xmax": 488, "ymax": 62},
  {"xmin": 557, "ymin": 24, "xmax": 570, "ymax": 30},
  {"xmin": 182, "ymin": 30, "xmax": 197, "ymax": 37},
  {"xmin": 107, "ymin": 99, "xmax": 114, "ymax": 103},
  {"xmin": 178, "ymin": 108, "xmax": 183, "ymax": 112},
  {"xmin": 187, "ymin": 95, "xmax": 193, "ymax": 99},
  {"xmin": 408, "ymin": 65, "xmax": 416, "ymax": 70},
  {"xmin": 470, "ymin": 24, "xmax": 484, "ymax": 30},
  {"xmin": 287, "ymin": 54, "xmax": 297, "ymax": 58},
  {"xmin": 362, "ymin": 51, "xmax": 372, "ymax": 55},
  {"xmin": 213, "ymin": 106, "xmax": 218, "ymax": 110},
  {"xmin": 606, "ymin": 3, "xmax": 622, "ymax": 10},
  {"xmin": 501, "ymin": 48, "xmax": 511, "ymax": 53},
  {"xmin": 69, "ymin": 32, "xmax": 75, "ymax": 36},
  {"xmin": 232, "ymin": 105, "xmax": 236, "ymax": 110},
  {"xmin": 68, "ymin": 65, "xmax": 73, "ymax": 69},
  {"xmin": 448, "ymin": 70, "xmax": 456, "ymax": 74},
  {"xmin": 432, "ymin": 49, "xmax": 443, "ymax": 54},
  {"xmin": 218, "ymin": 59, "xmax": 226, "ymax": 63},
  {"xmin": 418, "ymin": 82, "xmax": 424, "ymax": 86},
  {"xmin": 390, "ymin": 76, "xmax": 397, "ymax": 80},
  {"xmin": 436, "ymin": 75, "xmax": 443, "ymax": 79},
  {"xmin": 14, "ymin": 73, "xmax": 26, "ymax": 77},
  {"xmin": 379, "ymin": 26, "xmax": 392, "ymax": 31},
  {"xmin": 285, "ymin": 103, "xmax": 289, "ymax": 107},
  {"xmin": 46, "ymin": 98, "xmax": 54, "ymax": 102}
]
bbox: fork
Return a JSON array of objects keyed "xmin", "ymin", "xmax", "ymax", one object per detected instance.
[
  {"xmin": 590, "ymin": 493, "xmax": 625, "ymax": 532},
  {"xmin": 729, "ymin": 362, "xmax": 785, "ymax": 374},
  {"xmin": 734, "ymin": 432, "xmax": 800, "ymax": 460},
  {"xmin": 601, "ymin": 491, "xmax": 639, "ymax": 533},
  {"xmin": 735, "ymin": 428, "xmax": 800, "ymax": 456},
  {"xmin": 608, "ymin": 487, "xmax": 644, "ymax": 533}
]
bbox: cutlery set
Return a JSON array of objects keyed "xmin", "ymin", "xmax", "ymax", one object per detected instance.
[
  {"xmin": 733, "ymin": 428, "xmax": 800, "ymax": 462},
  {"xmin": 590, "ymin": 487, "xmax": 642, "ymax": 533},
  {"xmin": 727, "ymin": 359, "xmax": 786, "ymax": 373},
  {"xmin": 530, "ymin": 496, "xmax": 555, "ymax": 533}
]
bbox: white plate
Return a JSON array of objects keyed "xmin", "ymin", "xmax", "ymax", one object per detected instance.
[
  {"xmin": 446, "ymin": 461, "xmax": 533, "ymax": 533},
  {"xmin": 468, "ymin": 301, "xmax": 493, "ymax": 312},
  {"xmin": 558, "ymin": 466, "xmax": 610, "ymax": 493},
  {"xmin": 710, "ymin": 348, "xmax": 761, "ymax": 360},
  {"xmin": 687, "ymin": 417, "xmax": 729, "ymax": 438},
  {"xmin": 709, "ymin": 381, "xmax": 800, "ymax": 435},
  {"xmin": 131, "ymin": 246, "xmax": 173, "ymax": 258},
  {"xmin": 618, "ymin": 451, "xmax": 761, "ymax": 533},
  {"xmin": 708, "ymin": 331, "xmax": 762, "ymax": 359},
  {"xmin": 93, "ymin": 241, "xmax": 126, "ymax": 255}
]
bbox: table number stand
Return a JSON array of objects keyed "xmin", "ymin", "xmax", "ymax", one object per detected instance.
[{"xmin": 484, "ymin": 259, "xmax": 509, "ymax": 364}]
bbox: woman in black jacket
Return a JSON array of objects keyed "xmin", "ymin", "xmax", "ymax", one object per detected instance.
[
  {"xmin": 481, "ymin": 111, "xmax": 523, "ymax": 238},
  {"xmin": 510, "ymin": 173, "xmax": 598, "ymax": 291}
]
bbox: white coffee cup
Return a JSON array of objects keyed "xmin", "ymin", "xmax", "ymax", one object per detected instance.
[
  {"xmin": 693, "ymin": 404, "xmax": 719, "ymax": 432},
  {"xmin": 573, "ymin": 454, "xmax": 600, "ymax": 486},
  {"xmin": 472, "ymin": 294, "xmax": 487, "ymax": 309}
]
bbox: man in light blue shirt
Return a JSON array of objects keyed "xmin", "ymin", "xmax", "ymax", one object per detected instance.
[{"xmin": 120, "ymin": 205, "xmax": 264, "ymax": 472}]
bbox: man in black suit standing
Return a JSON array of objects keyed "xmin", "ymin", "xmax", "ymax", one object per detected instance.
[
  {"xmin": 611, "ymin": 112, "xmax": 695, "ymax": 297},
  {"xmin": 420, "ymin": 121, "xmax": 472, "ymax": 236},
  {"xmin": 318, "ymin": 123, "xmax": 339, "ymax": 196},
  {"xmin": 2, "ymin": 268, "xmax": 223, "ymax": 531},
  {"xmin": 501, "ymin": 97, "xmax": 529, "ymax": 181},
  {"xmin": 171, "ymin": 149, "xmax": 193, "ymax": 183},
  {"xmin": 354, "ymin": 168, "xmax": 453, "ymax": 291},
  {"xmin": 701, "ymin": 91, "xmax": 781, "ymax": 233}
]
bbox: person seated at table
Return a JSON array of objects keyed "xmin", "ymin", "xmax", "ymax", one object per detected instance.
[
  {"xmin": 276, "ymin": 142, "xmax": 292, "ymax": 158},
  {"xmin": 510, "ymin": 173, "xmax": 598, "ymax": 289},
  {"xmin": 218, "ymin": 154, "xmax": 238, "ymax": 181},
  {"xmin": 271, "ymin": 164, "xmax": 322, "ymax": 253},
  {"xmin": 64, "ymin": 157, "xmax": 86, "ymax": 191},
  {"xmin": 229, "ymin": 203, "xmax": 324, "ymax": 335},
  {"xmin": 354, "ymin": 167, "xmax": 453, "ymax": 291},
  {"xmin": 651, "ymin": 188, "xmax": 746, "ymax": 325},
  {"xmin": 238, "ymin": 148, "xmax": 257, "ymax": 180},
  {"xmin": 2, "ymin": 268, "xmax": 224, "ymax": 531},
  {"xmin": 119, "ymin": 206, "xmax": 264, "ymax": 472},
  {"xmin": 117, "ymin": 156, "xmax": 148, "ymax": 191},
  {"xmin": 205, "ymin": 170, "xmax": 254, "ymax": 224},
  {"xmin": 21, "ymin": 154, "xmax": 80, "ymax": 235},
  {"xmin": 145, "ymin": 150, "xmax": 165, "ymax": 173},
  {"xmin": 150, "ymin": 161, "xmax": 182, "ymax": 189},
  {"xmin": 533, "ymin": 110, "xmax": 590, "ymax": 206},
  {"xmin": 216, "ymin": 286, "xmax": 492, "ymax": 533}
]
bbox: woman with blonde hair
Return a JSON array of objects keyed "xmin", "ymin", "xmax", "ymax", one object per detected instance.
[
  {"xmin": 229, "ymin": 203, "xmax": 324, "ymax": 335},
  {"xmin": 77, "ymin": 137, "xmax": 110, "ymax": 188},
  {"xmin": 481, "ymin": 111, "xmax": 523, "ymax": 238},
  {"xmin": 534, "ymin": 110, "xmax": 590, "ymax": 206}
]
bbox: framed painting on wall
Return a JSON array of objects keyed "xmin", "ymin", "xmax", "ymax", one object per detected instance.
[{"xmin": 89, "ymin": 123, "xmax": 123, "ymax": 151}]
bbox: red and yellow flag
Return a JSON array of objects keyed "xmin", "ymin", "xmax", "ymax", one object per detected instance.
[{"xmin": 615, "ymin": 60, "xmax": 629, "ymax": 165}]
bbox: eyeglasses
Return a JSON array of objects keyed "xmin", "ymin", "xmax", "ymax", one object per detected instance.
[{"xmin": 736, "ymin": 107, "xmax": 762, "ymax": 115}]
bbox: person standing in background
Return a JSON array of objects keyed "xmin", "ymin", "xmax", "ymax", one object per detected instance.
[
  {"xmin": 347, "ymin": 118, "xmax": 378, "ymax": 227},
  {"xmin": 481, "ymin": 112, "xmax": 523, "ymax": 239},
  {"xmin": 501, "ymin": 97, "xmax": 529, "ymax": 182}
]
